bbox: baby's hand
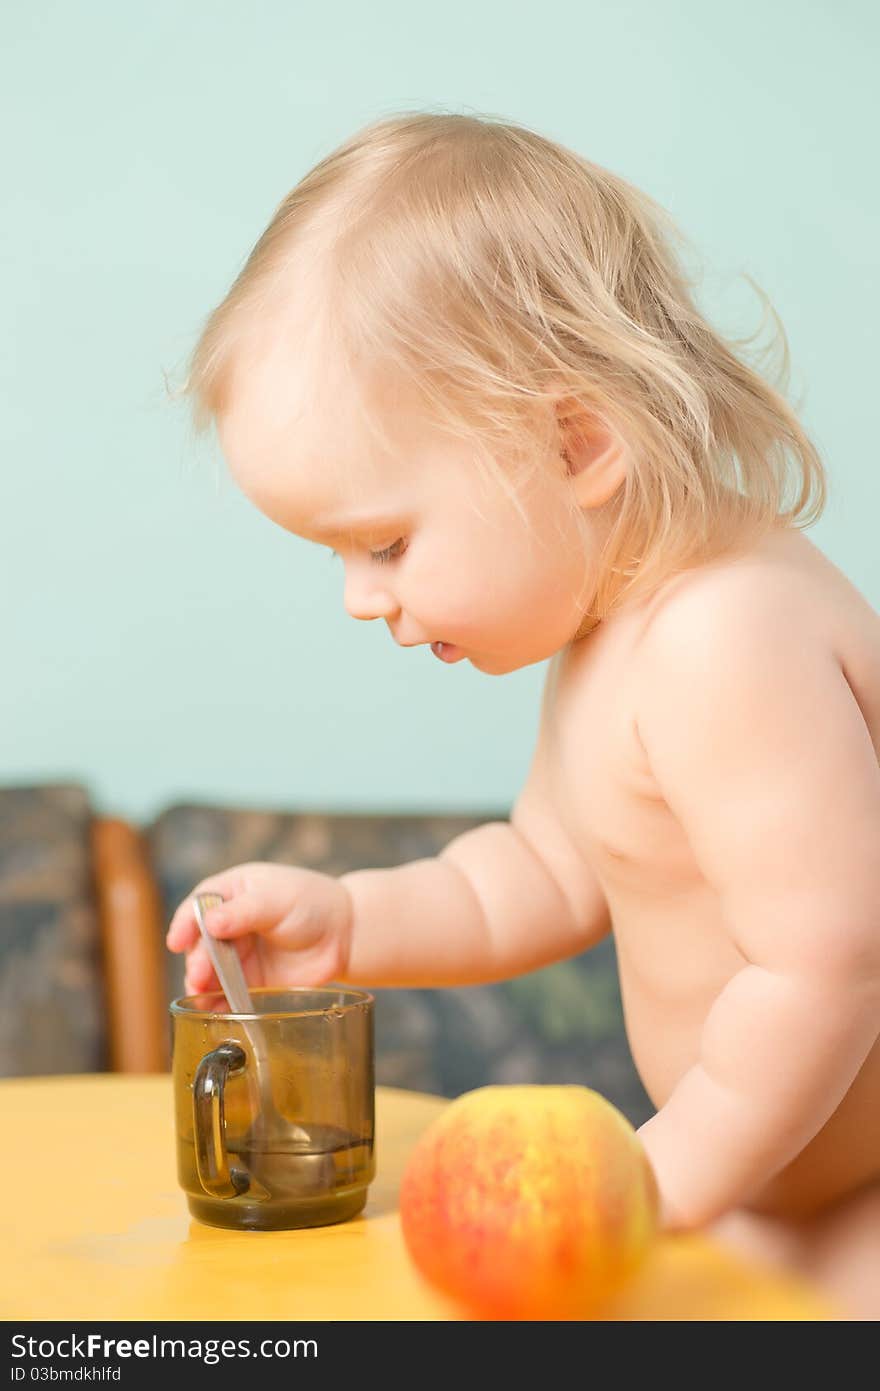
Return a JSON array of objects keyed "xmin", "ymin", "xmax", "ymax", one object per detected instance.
[{"xmin": 165, "ymin": 862, "xmax": 354, "ymax": 994}]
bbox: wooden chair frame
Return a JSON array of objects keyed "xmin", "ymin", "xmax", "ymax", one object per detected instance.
[{"xmin": 91, "ymin": 818, "xmax": 169, "ymax": 1072}]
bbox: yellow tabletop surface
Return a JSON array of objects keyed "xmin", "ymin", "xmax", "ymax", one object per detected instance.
[{"xmin": 1, "ymin": 1075, "xmax": 839, "ymax": 1321}]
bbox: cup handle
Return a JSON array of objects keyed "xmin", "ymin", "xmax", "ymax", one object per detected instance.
[{"xmin": 192, "ymin": 1041, "xmax": 251, "ymax": 1198}]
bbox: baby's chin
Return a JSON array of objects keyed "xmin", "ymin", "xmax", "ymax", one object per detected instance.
[{"xmin": 467, "ymin": 649, "xmax": 549, "ymax": 676}]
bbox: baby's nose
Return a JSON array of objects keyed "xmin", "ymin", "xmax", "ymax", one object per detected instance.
[{"xmin": 343, "ymin": 579, "xmax": 398, "ymax": 623}]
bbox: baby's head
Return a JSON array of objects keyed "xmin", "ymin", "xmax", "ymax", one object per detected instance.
[{"xmin": 172, "ymin": 110, "xmax": 826, "ymax": 673}]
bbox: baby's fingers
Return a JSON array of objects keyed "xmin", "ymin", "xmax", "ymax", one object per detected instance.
[
  {"xmin": 183, "ymin": 943, "xmax": 221, "ymax": 995},
  {"xmin": 198, "ymin": 893, "xmax": 271, "ymax": 943},
  {"xmin": 165, "ymin": 868, "xmax": 251, "ymax": 951}
]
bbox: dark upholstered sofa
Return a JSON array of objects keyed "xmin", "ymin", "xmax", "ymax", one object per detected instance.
[{"xmin": 0, "ymin": 782, "xmax": 654, "ymax": 1127}]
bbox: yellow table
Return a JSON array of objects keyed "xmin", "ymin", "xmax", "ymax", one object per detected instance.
[{"xmin": 1, "ymin": 1075, "xmax": 838, "ymax": 1321}]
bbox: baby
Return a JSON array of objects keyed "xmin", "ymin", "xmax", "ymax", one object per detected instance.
[{"xmin": 166, "ymin": 112, "xmax": 880, "ymax": 1317}]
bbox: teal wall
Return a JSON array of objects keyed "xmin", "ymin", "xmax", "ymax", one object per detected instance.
[{"xmin": 3, "ymin": 2, "xmax": 878, "ymax": 824}]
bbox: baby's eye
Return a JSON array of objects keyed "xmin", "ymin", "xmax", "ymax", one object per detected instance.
[
  {"xmin": 369, "ymin": 538, "xmax": 408, "ymax": 565},
  {"xmin": 328, "ymin": 538, "xmax": 408, "ymax": 564}
]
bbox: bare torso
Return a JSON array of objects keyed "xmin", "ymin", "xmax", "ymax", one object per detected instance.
[{"xmin": 542, "ymin": 525, "xmax": 880, "ymax": 1220}]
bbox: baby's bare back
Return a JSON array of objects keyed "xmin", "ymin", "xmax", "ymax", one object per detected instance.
[{"xmin": 538, "ymin": 525, "xmax": 880, "ymax": 1220}]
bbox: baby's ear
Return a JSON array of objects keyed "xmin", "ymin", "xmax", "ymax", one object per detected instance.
[{"xmin": 556, "ymin": 398, "xmax": 628, "ymax": 509}]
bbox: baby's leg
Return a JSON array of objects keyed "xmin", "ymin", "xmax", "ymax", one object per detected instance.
[
  {"xmin": 705, "ymin": 1206, "xmax": 811, "ymax": 1277},
  {"xmin": 790, "ymin": 1179, "xmax": 880, "ymax": 1321},
  {"xmin": 707, "ymin": 1181, "xmax": 880, "ymax": 1321}
]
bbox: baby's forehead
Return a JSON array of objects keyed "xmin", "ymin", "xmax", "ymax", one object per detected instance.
[{"xmin": 217, "ymin": 338, "xmax": 424, "ymax": 525}]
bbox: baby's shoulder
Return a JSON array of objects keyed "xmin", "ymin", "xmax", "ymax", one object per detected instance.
[{"xmin": 634, "ymin": 526, "xmax": 872, "ymax": 670}]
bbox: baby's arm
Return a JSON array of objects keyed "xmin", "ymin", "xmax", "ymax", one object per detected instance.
[
  {"xmin": 340, "ymin": 764, "xmax": 611, "ymax": 987},
  {"xmin": 169, "ymin": 673, "xmax": 609, "ymax": 992},
  {"xmin": 634, "ymin": 576, "xmax": 880, "ymax": 1230}
]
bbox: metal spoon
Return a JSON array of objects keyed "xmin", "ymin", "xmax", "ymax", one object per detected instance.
[{"xmin": 192, "ymin": 893, "xmax": 335, "ymax": 1197}]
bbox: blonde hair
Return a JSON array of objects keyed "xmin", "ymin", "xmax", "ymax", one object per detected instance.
[{"xmin": 168, "ymin": 108, "xmax": 827, "ymax": 624}]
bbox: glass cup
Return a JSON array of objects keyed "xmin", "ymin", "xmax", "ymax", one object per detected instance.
[{"xmin": 170, "ymin": 986, "xmax": 375, "ymax": 1231}]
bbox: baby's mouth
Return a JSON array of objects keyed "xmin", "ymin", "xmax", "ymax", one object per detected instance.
[{"xmin": 431, "ymin": 642, "xmax": 466, "ymax": 663}]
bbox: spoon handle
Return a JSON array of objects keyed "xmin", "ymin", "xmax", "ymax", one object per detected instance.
[
  {"xmin": 191, "ymin": 894, "xmax": 312, "ymax": 1148},
  {"xmin": 192, "ymin": 893, "xmax": 254, "ymax": 1014},
  {"xmin": 192, "ymin": 893, "xmax": 274, "ymax": 1084}
]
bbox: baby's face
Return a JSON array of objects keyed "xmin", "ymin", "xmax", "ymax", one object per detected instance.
[{"xmin": 216, "ymin": 325, "xmax": 596, "ymax": 674}]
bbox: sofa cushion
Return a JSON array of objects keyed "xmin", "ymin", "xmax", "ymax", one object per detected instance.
[{"xmin": 0, "ymin": 784, "xmax": 107, "ymax": 1075}]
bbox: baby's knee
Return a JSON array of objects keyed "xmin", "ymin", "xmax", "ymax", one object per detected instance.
[
  {"xmin": 705, "ymin": 1206, "xmax": 809, "ymax": 1274},
  {"xmin": 774, "ymin": 1180, "xmax": 880, "ymax": 1320},
  {"xmin": 800, "ymin": 1182, "xmax": 880, "ymax": 1268}
]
